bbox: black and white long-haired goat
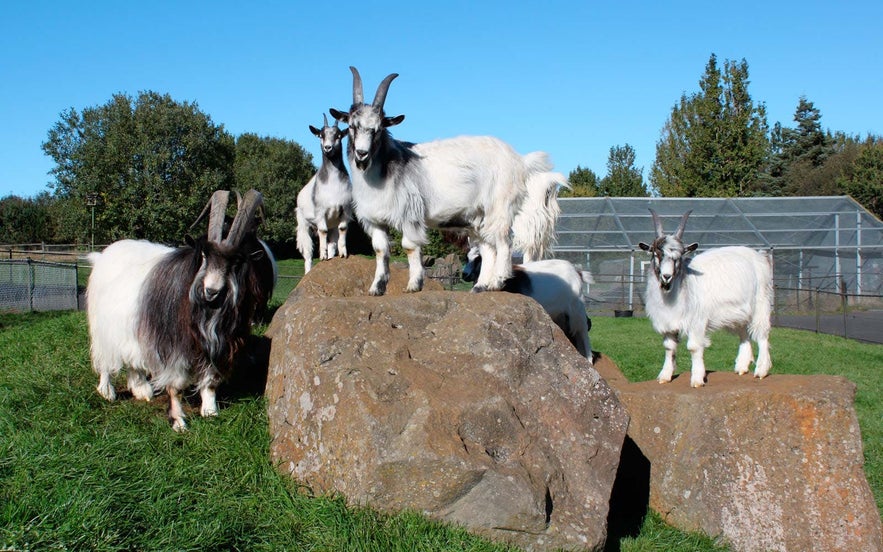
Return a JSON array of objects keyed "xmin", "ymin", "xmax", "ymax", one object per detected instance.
[
  {"xmin": 463, "ymin": 248, "xmax": 593, "ymax": 362},
  {"xmin": 639, "ymin": 209, "xmax": 772, "ymax": 388},
  {"xmin": 295, "ymin": 114, "xmax": 353, "ymax": 273},
  {"xmin": 86, "ymin": 190, "xmax": 276, "ymax": 430},
  {"xmin": 330, "ymin": 66, "xmax": 565, "ymax": 296}
]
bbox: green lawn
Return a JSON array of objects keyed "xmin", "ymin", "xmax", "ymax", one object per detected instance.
[{"xmin": 1, "ymin": 300, "xmax": 879, "ymax": 551}]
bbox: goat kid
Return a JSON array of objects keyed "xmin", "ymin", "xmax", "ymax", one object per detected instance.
[
  {"xmin": 296, "ymin": 114, "xmax": 353, "ymax": 273},
  {"xmin": 463, "ymin": 249, "xmax": 593, "ymax": 362},
  {"xmin": 87, "ymin": 190, "xmax": 275, "ymax": 430},
  {"xmin": 330, "ymin": 66, "xmax": 564, "ymax": 296},
  {"xmin": 639, "ymin": 209, "xmax": 772, "ymax": 388}
]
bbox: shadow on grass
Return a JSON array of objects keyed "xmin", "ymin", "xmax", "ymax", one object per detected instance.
[{"xmin": 605, "ymin": 436, "xmax": 651, "ymax": 551}]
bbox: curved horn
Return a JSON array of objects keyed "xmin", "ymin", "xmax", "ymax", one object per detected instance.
[
  {"xmin": 224, "ymin": 189, "xmax": 263, "ymax": 246},
  {"xmin": 372, "ymin": 72, "xmax": 399, "ymax": 109},
  {"xmin": 648, "ymin": 208, "xmax": 665, "ymax": 237},
  {"xmin": 675, "ymin": 210, "xmax": 693, "ymax": 239},
  {"xmin": 190, "ymin": 190, "xmax": 231, "ymax": 244},
  {"xmin": 349, "ymin": 66, "xmax": 364, "ymax": 105}
]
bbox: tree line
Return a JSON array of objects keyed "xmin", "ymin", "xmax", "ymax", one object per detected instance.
[
  {"xmin": 561, "ymin": 54, "xmax": 881, "ymax": 219},
  {"xmin": 2, "ymin": 54, "xmax": 881, "ymax": 251}
]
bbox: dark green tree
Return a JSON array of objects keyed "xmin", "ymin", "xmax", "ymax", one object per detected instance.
[
  {"xmin": 233, "ymin": 133, "xmax": 316, "ymax": 247},
  {"xmin": 651, "ymin": 54, "xmax": 769, "ymax": 197},
  {"xmin": 598, "ymin": 144, "xmax": 647, "ymax": 196},
  {"xmin": 0, "ymin": 193, "xmax": 54, "ymax": 244},
  {"xmin": 560, "ymin": 165, "xmax": 600, "ymax": 197},
  {"xmin": 42, "ymin": 91, "xmax": 235, "ymax": 244},
  {"xmin": 764, "ymin": 97, "xmax": 837, "ymax": 196},
  {"xmin": 838, "ymin": 138, "xmax": 883, "ymax": 219}
]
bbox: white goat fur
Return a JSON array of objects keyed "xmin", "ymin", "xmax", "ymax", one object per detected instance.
[
  {"xmin": 331, "ymin": 67, "xmax": 564, "ymax": 295},
  {"xmin": 295, "ymin": 119, "xmax": 352, "ymax": 273},
  {"xmin": 87, "ymin": 240, "xmax": 179, "ymax": 403},
  {"xmin": 517, "ymin": 259, "xmax": 594, "ymax": 361},
  {"xmin": 642, "ymin": 232, "xmax": 773, "ymax": 388}
]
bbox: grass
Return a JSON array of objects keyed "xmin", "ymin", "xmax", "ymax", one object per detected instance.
[{"xmin": 1, "ymin": 302, "xmax": 880, "ymax": 551}]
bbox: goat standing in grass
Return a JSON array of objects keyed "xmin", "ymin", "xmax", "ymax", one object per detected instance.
[
  {"xmin": 330, "ymin": 66, "xmax": 565, "ymax": 296},
  {"xmin": 296, "ymin": 115, "xmax": 353, "ymax": 273},
  {"xmin": 639, "ymin": 209, "xmax": 772, "ymax": 388},
  {"xmin": 86, "ymin": 190, "xmax": 276, "ymax": 430}
]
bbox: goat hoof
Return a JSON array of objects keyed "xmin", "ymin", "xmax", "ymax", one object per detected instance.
[
  {"xmin": 690, "ymin": 380, "xmax": 706, "ymax": 388},
  {"xmin": 171, "ymin": 419, "xmax": 188, "ymax": 432},
  {"xmin": 471, "ymin": 285, "xmax": 486, "ymax": 293}
]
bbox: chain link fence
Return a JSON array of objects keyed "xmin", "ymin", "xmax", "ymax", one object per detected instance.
[{"xmin": 0, "ymin": 259, "xmax": 79, "ymax": 313}]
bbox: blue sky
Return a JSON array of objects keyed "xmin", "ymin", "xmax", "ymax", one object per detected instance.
[{"xmin": 2, "ymin": 1, "xmax": 881, "ymax": 199}]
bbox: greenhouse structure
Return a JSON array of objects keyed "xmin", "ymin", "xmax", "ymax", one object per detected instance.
[{"xmin": 551, "ymin": 196, "xmax": 883, "ymax": 314}]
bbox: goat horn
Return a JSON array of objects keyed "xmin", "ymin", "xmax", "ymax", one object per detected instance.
[
  {"xmin": 675, "ymin": 210, "xmax": 693, "ymax": 239},
  {"xmin": 372, "ymin": 72, "xmax": 399, "ymax": 109},
  {"xmin": 192, "ymin": 190, "xmax": 231, "ymax": 244},
  {"xmin": 323, "ymin": 113, "xmax": 329, "ymax": 127},
  {"xmin": 349, "ymin": 66, "xmax": 364, "ymax": 105},
  {"xmin": 224, "ymin": 189, "xmax": 263, "ymax": 246},
  {"xmin": 648, "ymin": 208, "xmax": 665, "ymax": 237}
]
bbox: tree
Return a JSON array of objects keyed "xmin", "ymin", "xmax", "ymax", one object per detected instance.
[
  {"xmin": 650, "ymin": 54, "xmax": 770, "ymax": 197},
  {"xmin": 42, "ymin": 91, "xmax": 235, "ymax": 244},
  {"xmin": 560, "ymin": 165, "xmax": 599, "ymax": 197},
  {"xmin": 0, "ymin": 193, "xmax": 54, "ymax": 244},
  {"xmin": 233, "ymin": 133, "xmax": 316, "ymax": 248},
  {"xmin": 598, "ymin": 144, "xmax": 647, "ymax": 196},
  {"xmin": 838, "ymin": 138, "xmax": 883, "ymax": 219},
  {"xmin": 764, "ymin": 97, "xmax": 837, "ymax": 196}
]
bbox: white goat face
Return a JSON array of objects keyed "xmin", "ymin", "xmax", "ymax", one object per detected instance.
[
  {"xmin": 347, "ymin": 107, "xmax": 384, "ymax": 170},
  {"xmin": 309, "ymin": 120, "xmax": 347, "ymax": 156},
  {"xmin": 330, "ymin": 67, "xmax": 405, "ymax": 172},
  {"xmin": 640, "ymin": 235, "xmax": 698, "ymax": 292}
]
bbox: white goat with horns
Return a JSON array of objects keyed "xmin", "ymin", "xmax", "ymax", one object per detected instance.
[
  {"xmin": 330, "ymin": 66, "xmax": 565, "ymax": 295},
  {"xmin": 639, "ymin": 209, "xmax": 772, "ymax": 388},
  {"xmin": 295, "ymin": 114, "xmax": 353, "ymax": 273}
]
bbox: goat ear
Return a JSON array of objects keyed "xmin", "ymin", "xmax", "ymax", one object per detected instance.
[
  {"xmin": 309, "ymin": 125, "xmax": 321, "ymax": 137},
  {"xmin": 329, "ymin": 108, "xmax": 349, "ymax": 124},
  {"xmin": 685, "ymin": 242, "xmax": 699, "ymax": 253},
  {"xmin": 638, "ymin": 242, "xmax": 651, "ymax": 251},
  {"xmin": 383, "ymin": 114, "xmax": 405, "ymax": 128}
]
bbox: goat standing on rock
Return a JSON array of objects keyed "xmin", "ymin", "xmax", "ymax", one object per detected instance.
[
  {"xmin": 330, "ymin": 66, "xmax": 565, "ymax": 296},
  {"xmin": 295, "ymin": 114, "xmax": 353, "ymax": 273},
  {"xmin": 463, "ymin": 249, "xmax": 594, "ymax": 362},
  {"xmin": 86, "ymin": 190, "xmax": 276, "ymax": 430},
  {"xmin": 639, "ymin": 209, "xmax": 772, "ymax": 388}
]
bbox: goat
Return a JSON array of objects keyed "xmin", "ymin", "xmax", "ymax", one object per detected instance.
[
  {"xmin": 463, "ymin": 248, "xmax": 593, "ymax": 362},
  {"xmin": 638, "ymin": 209, "xmax": 772, "ymax": 388},
  {"xmin": 330, "ymin": 66, "xmax": 565, "ymax": 296},
  {"xmin": 86, "ymin": 190, "xmax": 276, "ymax": 430},
  {"xmin": 295, "ymin": 114, "xmax": 353, "ymax": 273}
]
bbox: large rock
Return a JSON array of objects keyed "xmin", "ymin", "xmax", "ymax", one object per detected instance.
[
  {"xmin": 266, "ymin": 256, "xmax": 629, "ymax": 551},
  {"xmin": 596, "ymin": 362, "xmax": 883, "ymax": 552}
]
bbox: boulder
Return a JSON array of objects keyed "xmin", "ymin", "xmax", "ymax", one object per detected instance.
[
  {"xmin": 596, "ymin": 361, "xmax": 883, "ymax": 552},
  {"xmin": 266, "ymin": 256, "xmax": 629, "ymax": 551}
]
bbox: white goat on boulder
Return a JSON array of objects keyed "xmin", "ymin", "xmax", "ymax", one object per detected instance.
[
  {"xmin": 463, "ymin": 248, "xmax": 593, "ymax": 362},
  {"xmin": 296, "ymin": 114, "xmax": 352, "ymax": 273},
  {"xmin": 330, "ymin": 66, "xmax": 565, "ymax": 295},
  {"xmin": 639, "ymin": 209, "xmax": 772, "ymax": 388}
]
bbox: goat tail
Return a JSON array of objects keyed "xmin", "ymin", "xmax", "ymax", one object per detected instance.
[
  {"xmin": 749, "ymin": 250, "xmax": 774, "ymax": 340},
  {"xmin": 295, "ymin": 207, "xmax": 314, "ymax": 272},
  {"xmin": 512, "ymin": 169, "xmax": 567, "ymax": 263}
]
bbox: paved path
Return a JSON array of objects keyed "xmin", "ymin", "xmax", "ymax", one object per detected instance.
[{"xmin": 774, "ymin": 310, "xmax": 883, "ymax": 344}]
